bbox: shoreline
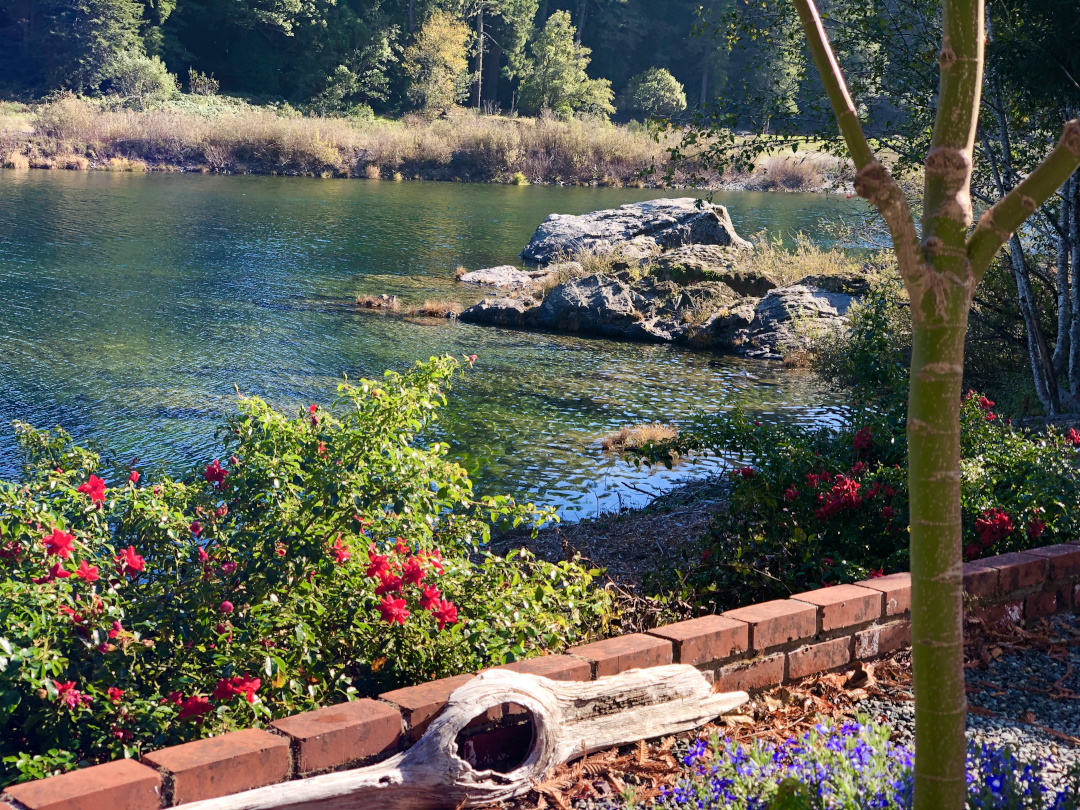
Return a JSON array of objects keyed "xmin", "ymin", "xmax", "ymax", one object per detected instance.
[{"xmin": 1, "ymin": 96, "xmax": 854, "ymax": 193}]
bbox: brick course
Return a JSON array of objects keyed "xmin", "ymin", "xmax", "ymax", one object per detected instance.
[
  {"xmin": 792, "ymin": 584, "xmax": 883, "ymax": 631},
  {"xmin": 978, "ymin": 552, "xmax": 1047, "ymax": 592},
  {"xmin": 566, "ymin": 633, "xmax": 672, "ymax": 677},
  {"xmin": 714, "ymin": 653, "xmax": 786, "ymax": 693},
  {"xmin": 855, "ymin": 573, "xmax": 912, "ymax": 616},
  {"xmin": 142, "ymin": 728, "xmax": 289, "ymax": 804},
  {"xmin": 271, "ymin": 698, "xmax": 402, "ymax": 774},
  {"xmin": 647, "ymin": 615, "xmax": 749, "ymax": 666},
  {"xmin": 787, "ymin": 637, "xmax": 852, "ymax": 680},
  {"xmin": 1025, "ymin": 544, "xmax": 1080, "ymax": 581},
  {"xmin": 4, "ymin": 759, "xmax": 160, "ymax": 810},
  {"xmin": 722, "ymin": 600, "xmax": 816, "ymax": 651}
]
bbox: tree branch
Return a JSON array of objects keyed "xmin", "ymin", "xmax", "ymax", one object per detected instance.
[
  {"xmin": 790, "ymin": 0, "xmax": 921, "ymax": 281},
  {"xmin": 968, "ymin": 119, "xmax": 1080, "ymax": 275}
]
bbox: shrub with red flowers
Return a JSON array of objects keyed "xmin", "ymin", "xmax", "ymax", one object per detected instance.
[
  {"xmin": 630, "ymin": 388, "xmax": 1080, "ymax": 612},
  {"xmin": 0, "ymin": 357, "xmax": 610, "ymax": 787}
]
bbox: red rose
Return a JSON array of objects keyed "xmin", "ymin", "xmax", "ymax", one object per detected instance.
[
  {"xmin": 43, "ymin": 529, "xmax": 75, "ymax": 559},
  {"xmin": 128, "ymin": 470, "xmax": 139, "ymax": 484},
  {"xmin": 378, "ymin": 595, "xmax": 409, "ymax": 625},
  {"xmin": 74, "ymin": 560, "xmax": 99, "ymax": 582},
  {"xmin": 189, "ymin": 521, "xmax": 202, "ymax": 536},
  {"xmin": 401, "ymin": 556, "xmax": 425, "ymax": 585},
  {"xmin": 420, "ymin": 584, "xmax": 442, "ymax": 610},
  {"xmin": 219, "ymin": 600, "xmax": 234, "ymax": 613},
  {"xmin": 204, "ymin": 459, "xmax": 228, "ymax": 485},
  {"xmin": 330, "ymin": 536, "xmax": 350, "ymax": 565},
  {"xmin": 432, "ymin": 599, "xmax": 458, "ymax": 630},
  {"xmin": 177, "ymin": 696, "xmax": 213, "ymax": 720},
  {"xmin": 77, "ymin": 475, "xmax": 106, "ymax": 504},
  {"xmin": 366, "ymin": 546, "xmax": 391, "ymax": 579},
  {"xmin": 32, "ymin": 562, "xmax": 72, "ymax": 584},
  {"xmin": 107, "ymin": 687, "xmax": 124, "ymax": 704},
  {"xmin": 114, "ymin": 546, "xmax": 145, "ymax": 577}
]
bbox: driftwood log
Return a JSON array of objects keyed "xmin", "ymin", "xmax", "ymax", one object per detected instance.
[{"xmin": 181, "ymin": 665, "xmax": 748, "ymax": 810}]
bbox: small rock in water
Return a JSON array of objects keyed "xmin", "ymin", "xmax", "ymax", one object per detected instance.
[{"xmin": 457, "ymin": 265, "xmax": 551, "ymax": 289}]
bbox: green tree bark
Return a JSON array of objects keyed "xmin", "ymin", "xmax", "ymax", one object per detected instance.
[{"xmin": 789, "ymin": 0, "xmax": 1080, "ymax": 805}]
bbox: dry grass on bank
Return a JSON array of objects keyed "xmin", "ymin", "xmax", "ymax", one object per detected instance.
[
  {"xmin": 0, "ymin": 95, "xmax": 854, "ymax": 189},
  {"xmin": 738, "ymin": 231, "xmax": 894, "ymax": 286},
  {"xmin": 600, "ymin": 422, "xmax": 678, "ymax": 452},
  {"xmin": 0, "ymin": 95, "xmax": 678, "ymax": 184}
]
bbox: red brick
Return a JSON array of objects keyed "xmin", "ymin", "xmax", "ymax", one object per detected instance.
[
  {"xmin": 722, "ymin": 600, "xmax": 816, "ymax": 651},
  {"xmin": 1025, "ymin": 590, "xmax": 1058, "ymax": 619},
  {"xmin": 973, "ymin": 600, "xmax": 1023, "ymax": 627},
  {"xmin": 792, "ymin": 584, "xmax": 883, "ymax": 631},
  {"xmin": 1025, "ymin": 544, "xmax": 1080, "ymax": 581},
  {"xmin": 4, "ymin": 759, "xmax": 160, "ymax": 810},
  {"xmin": 459, "ymin": 722, "xmax": 533, "ymax": 770},
  {"xmin": 714, "ymin": 654, "xmax": 785, "ymax": 692},
  {"xmin": 567, "ymin": 633, "xmax": 673, "ymax": 678},
  {"xmin": 491, "ymin": 654, "xmax": 592, "ymax": 682},
  {"xmin": 855, "ymin": 573, "xmax": 911, "ymax": 616},
  {"xmin": 787, "ymin": 636, "xmax": 852, "ymax": 680},
  {"xmin": 271, "ymin": 698, "xmax": 401, "ymax": 774},
  {"xmin": 142, "ymin": 728, "xmax": 289, "ymax": 804},
  {"xmin": 380, "ymin": 674, "xmax": 498, "ymax": 741},
  {"xmin": 647, "ymin": 615, "xmax": 749, "ymax": 666},
  {"xmin": 964, "ymin": 562, "xmax": 1000, "ymax": 597},
  {"xmin": 854, "ymin": 621, "xmax": 911, "ymax": 658},
  {"xmin": 978, "ymin": 552, "xmax": 1047, "ymax": 592}
]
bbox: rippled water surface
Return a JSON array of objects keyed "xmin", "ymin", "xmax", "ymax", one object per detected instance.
[{"xmin": 0, "ymin": 171, "xmax": 864, "ymax": 518}]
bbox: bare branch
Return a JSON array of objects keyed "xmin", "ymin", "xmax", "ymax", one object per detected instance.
[
  {"xmin": 790, "ymin": 0, "xmax": 922, "ymax": 282},
  {"xmin": 968, "ymin": 119, "xmax": 1080, "ymax": 275}
]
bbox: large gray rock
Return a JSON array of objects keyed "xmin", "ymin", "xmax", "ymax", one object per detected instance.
[
  {"xmin": 521, "ymin": 198, "xmax": 752, "ymax": 264},
  {"xmin": 651, "ymin": 244, "xmax": 778, "ymax": 297},
  {"xmin": 738, "ymin": 285, "xmax": 856, "ymax": 359},
  {"xmin": 533, "ymin": 273, "xmax": 738, "ymax": 343},
  {"xmin": 458, "ymin": 265, "xmax": 552, "ymax": 289},
  {"xmin": 459, "ymin": 296, "xmax": 541, "ymax": 328}
]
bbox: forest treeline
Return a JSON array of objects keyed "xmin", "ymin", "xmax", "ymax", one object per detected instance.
[{"xmin": 0, "ymin": 0, "xmax": 737, "ymax": 117}]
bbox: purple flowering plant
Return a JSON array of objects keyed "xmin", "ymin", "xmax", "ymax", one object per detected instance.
[{"xmin": 630, "ymin": 717, "xmax": 1080, "ymax": 809}]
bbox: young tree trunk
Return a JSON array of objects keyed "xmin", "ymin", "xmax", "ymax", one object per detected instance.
[
  {"xmin": 700, "ymin": 62, "xmax": 709, "ymax": 106},
  {"xmin": 575, "ymin": 0, "xmax": 588, "ymax": 44},
  {"xmin": 1071, "ymin": 171, "xmax": 1080, "ymax": 395},
  {"xmin": 1009, "ymin": 236, "xmax": 1060, "ymax": 413},
  {"xmin": 907, "ymin": 291, "xmax": 970, "ymax": 810},
  {"xmin": 1053, "ymin": 176, "xmax": 1072, "ymax": 376},
  {"xmin": 485, "ymin": 40, "xmax": 502, "ymax": 108},
  {"xmin": 473, "ymin": 5, "xmax": 484, "ymax": 109},
  {"xmin": 791, "ymin": 0, "xmax": 1080, "ymax": 805},
  {"xmin": 407, "ymin": 0, "xmax": 414, "ymax": 33}
]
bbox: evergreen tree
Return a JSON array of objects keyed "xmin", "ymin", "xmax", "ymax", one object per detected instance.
[{"xmin": 517, "ymin": 10, "xmax": 612, "ymax": 117}]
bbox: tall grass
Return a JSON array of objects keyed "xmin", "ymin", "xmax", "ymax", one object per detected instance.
[{"xmin": 0, "ymin": 95, "xmax": 850, "ymax": 189}]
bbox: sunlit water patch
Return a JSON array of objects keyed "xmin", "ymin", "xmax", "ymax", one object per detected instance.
[{"xmin": 0, "ymin": 171, "xmax": 862, "ymax": 519}]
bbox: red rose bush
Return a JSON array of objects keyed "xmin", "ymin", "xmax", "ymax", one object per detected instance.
[{"xmin": 0, "ymin": 356, "xmax": 609, "ymax": 786}]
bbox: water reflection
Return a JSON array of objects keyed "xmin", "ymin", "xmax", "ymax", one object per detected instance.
[{"xmin": 0, "ymin": 171, "xmax": 860, "ymax": 518}]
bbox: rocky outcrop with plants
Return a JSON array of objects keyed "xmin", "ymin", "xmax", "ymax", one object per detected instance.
[{"xmin": 459, "ymin": 198, "xmax": 875, "ymax": 360}]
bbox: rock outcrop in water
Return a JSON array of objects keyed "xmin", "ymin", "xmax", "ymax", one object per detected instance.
[
  {"xmin": 520, "ymin": 198, "xmax": 752, "ymax": 264},
  {"xmin": 456, "ymin": 199, "xmax": 868, "ymax": 360}
]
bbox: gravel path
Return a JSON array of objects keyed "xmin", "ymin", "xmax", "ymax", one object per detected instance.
[{"xmin": 862, "ymin": 614, "xmax": 1080, "ymax": 794}]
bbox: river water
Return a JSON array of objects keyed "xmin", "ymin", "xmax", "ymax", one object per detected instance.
[{"xmin": 0, "ymin": 170, "xmax": 865, "ymax": 518}]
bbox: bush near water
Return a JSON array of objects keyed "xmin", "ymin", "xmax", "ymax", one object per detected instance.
[
  {"xmin": 0, "ymin": 356, "xmax": 610, "ymax": 787},
  {"xmin": 633, "ymin": 284, "xmax": 1080, "ymax": 613}
]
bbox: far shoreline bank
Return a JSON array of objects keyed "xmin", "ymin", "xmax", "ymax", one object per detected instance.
[{"xmin": 2, "ymin": 96, "xmax": 854, "ymax": 193}]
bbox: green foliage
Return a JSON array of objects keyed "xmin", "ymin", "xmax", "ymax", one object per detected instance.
[
  {"xmin": 517, "ymin": 11, "xmax": 614, "ymax": 119},
  {"xmin": 0, "ymin": 356, "xmax": 610, "ymax": 787},
  {"xmin": 404, "ymin": 11, "xmax": 473, "ymax": 115},
  {"xmin": 633, "ymin": 393, "xmax": 1080, "ymax": 613},
  {"xmin": 186, "ymin": 68, "xmax": 218, "ymax": 96},
  {"xmin": 105, "ymin": 52, "xmax": 178, "ymax": 106},
  {"xmin": 308, "ymin": 35, "xmax": 398, "ymax": 116},
  {"xmin": 620, "ymin": 68, "xmax": 687, "ymax": 118},
  {"xmin": 810, "ymin": 279, "xmax": 911, "ymax": 411}
]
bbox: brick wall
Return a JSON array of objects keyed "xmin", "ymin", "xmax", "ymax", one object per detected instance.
[{"xmin": 3, "ymin": 544, "xmax": 1075, "ymax": 810}]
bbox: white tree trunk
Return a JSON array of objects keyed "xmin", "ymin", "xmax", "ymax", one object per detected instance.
[{"xmin": 179, "ymin": 666, "xmax": 747, "ymax": 810}]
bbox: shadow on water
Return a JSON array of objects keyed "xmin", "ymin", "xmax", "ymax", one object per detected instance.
[{"xmin": 0, "ymin": 171, "xmax": 862, "ymax": 519}]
